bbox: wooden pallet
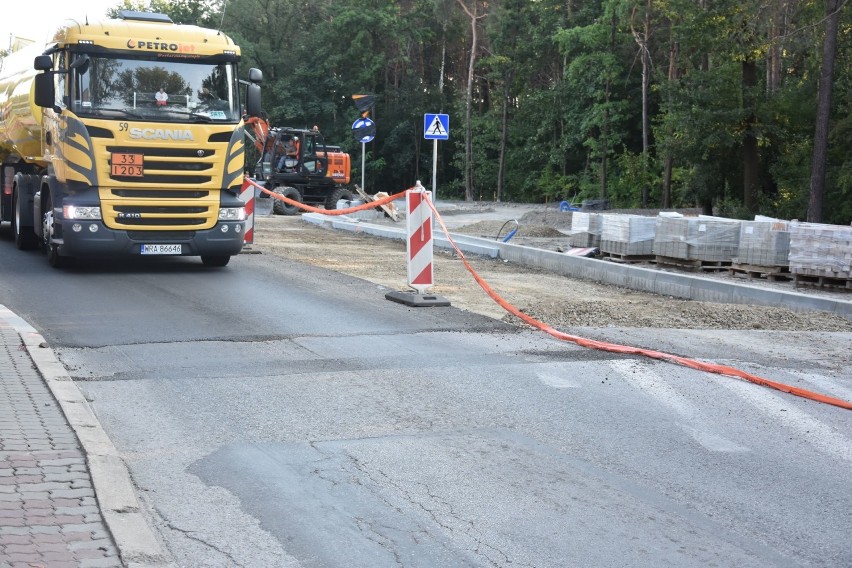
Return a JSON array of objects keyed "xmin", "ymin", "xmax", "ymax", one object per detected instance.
[
  {"xmin": 729, "ymin": 263, "xmax": 792, "ymax": 282},
  {"xmin": 655, "ymin": 255, "xmax": 732, "ymax": 272},
  {"xmin": 601, "ymin": 252, "xmax": 655, "ymax": 264},
  {"xmin": 793, "ymin": 273, "xmax": 852, "ymax": 291},
  {"xmin": 353, "ymin": 185, "xmax": 399, "ymax": 221}
]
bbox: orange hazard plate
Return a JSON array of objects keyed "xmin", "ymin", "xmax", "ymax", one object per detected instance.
[{"xmin": 111, "ymin": 153, "xmax": 144, "ymax": 177}]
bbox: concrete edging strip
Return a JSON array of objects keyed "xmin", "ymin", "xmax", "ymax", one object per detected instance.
[{"xmin": 0, "ymin": 305, "xmax": 171, "ymax": 567}]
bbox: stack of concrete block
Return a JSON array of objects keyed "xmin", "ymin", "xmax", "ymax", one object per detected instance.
[
  {"xmin": 788, "ymin": 222, "xmax": 852, "ymax": 278},
  {"xmin": 735, "ymin": 217, "xmax": 791, "ymax": 267},
  {"xmin": 600, "ymin": 214, "xmax": 656, "ymax": 256},
  {"xmin": 653, "ymin": 216, "xmax": 741, "ymax": 262},
  {"xmin": 569, "ymin": 212, "xmax": 602, "ymax": 247}
]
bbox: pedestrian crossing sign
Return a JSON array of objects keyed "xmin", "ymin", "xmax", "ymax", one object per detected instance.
[{"xmin": 424, "ymin": 113, "xmax": 449, "ymax": 140}]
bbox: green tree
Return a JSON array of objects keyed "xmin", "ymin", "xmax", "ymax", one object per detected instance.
[{"xmin": 556, "ymin": 0, "xmax": 633, "ymax": 200}]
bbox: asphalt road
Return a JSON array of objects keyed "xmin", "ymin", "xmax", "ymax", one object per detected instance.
[{"xmin": 1, "ymin": 227, "xmax": 851, "ymax": 567}]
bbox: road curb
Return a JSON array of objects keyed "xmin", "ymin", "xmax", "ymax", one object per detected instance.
[{"xmin": 0, "ymin": 305, "xmax": 172, "ymax": 568}]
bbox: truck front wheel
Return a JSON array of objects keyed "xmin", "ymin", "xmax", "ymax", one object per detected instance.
[{"xmin": 43, "ymin": 191, "xmax": 70, "ymax": 268}]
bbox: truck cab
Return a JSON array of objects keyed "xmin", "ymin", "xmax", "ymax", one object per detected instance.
[{"xmin": 0, "ymin": 10, "xmax": 263, "ymax": 268}]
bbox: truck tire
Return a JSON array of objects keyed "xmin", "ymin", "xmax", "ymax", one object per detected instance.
[
  {"xmin": 324, "ymin": 187, "xmax": 354, "ymax": 211},
  {"xmin": 43, "ymin": 190, "xmax": 70, "ymax": 268},
  {"xmin": 273, "ymin": 186, "xmax": 302, "ymax": 216},
  {"xmin": 13, "ymin": 190, "xmax": 38, "ymax": 250},
  {"xmin": 201, "ymin": 255, "xmax": 230, "ymax": 267}
]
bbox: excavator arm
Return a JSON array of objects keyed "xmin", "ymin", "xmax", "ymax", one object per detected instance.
[{"xmin": 245, "ymin": 114, "xmax": 270, "ymax": 152}]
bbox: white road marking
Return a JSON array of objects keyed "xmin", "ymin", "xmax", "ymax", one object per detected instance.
[
  {"xmin": 609, "ymin": 359, "xmax": 750, "ymax": 453},
  {"xmin": 717, "ymin": 378, "xmax": 852, "ymax": 464},
  {"xmin": 786, "ymin": 369, "xmax": 852, "ymax": 404},
  {"xmin": 533, "ymin": 362, "xmax": 587, "ymax": 388}
]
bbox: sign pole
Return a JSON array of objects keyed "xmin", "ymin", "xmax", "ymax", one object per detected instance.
[
  {"xmin": 361, "ymin": 142, "xmax": 366, "ymax": 192},
  {"xmin": 432, "ymin": 138, "xmax": 438, "ymax": 201}
]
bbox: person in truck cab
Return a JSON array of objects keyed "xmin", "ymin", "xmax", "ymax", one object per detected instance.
[
  {"xmin": 199, "ymin": 87, "xmax": 216, "ymax": 102},
  {"xmin": 155, "ymin": 87, "xmax": 168, "ymax": 106}
]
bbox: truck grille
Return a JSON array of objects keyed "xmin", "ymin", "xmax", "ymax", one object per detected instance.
[
  {"xmin": 101, "ymin": 186, "xmax": 219, "ymax": 231},
  {"xmin": 101, "ymin": 145, "xmax": 224, "ymax": 231},
  {"xmin": 112, "ymin": 190, "xmax": 210, "ymax": 199},
  {"xmin": 127, "ymin": 231, "xmax": 197, "ymax": 241},
  {"xmin": 117, "ymin": 218, "xmax": 208, "ymax": 226}
]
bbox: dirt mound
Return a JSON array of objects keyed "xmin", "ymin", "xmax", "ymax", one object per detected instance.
[
  {"xmin": 452, "ymin": 220, "xmax": 567, "ymax": 239},
  {"xmin": 518, "ymin": 210, "xmax": 574, "ymax": 231}
]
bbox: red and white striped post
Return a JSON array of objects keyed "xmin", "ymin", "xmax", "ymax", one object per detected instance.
[
  {"xmin": 407, "ymin": 182, "xmax": 433, "ymax": 293},
  {"xmin": 239, "ymin": 176, "xmax": 255, "ymax": 245},
  {"xmin": 385, "ymin": 181, "xmax": 450, "ymax": 307}
]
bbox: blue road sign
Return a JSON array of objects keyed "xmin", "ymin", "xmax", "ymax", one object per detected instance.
[
  {"xmin": 352, "ymin": 118, "xmax": 376, "ymax": 143},
  {"xmin": 424, "ymin": 113, "xmax": 449, "ymax": 140}
]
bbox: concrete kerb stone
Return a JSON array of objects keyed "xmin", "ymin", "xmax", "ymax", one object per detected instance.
[
  {"xmin": 303, "ymin": 212, "xmax": 502, "ymax": 257},
  {"xmin": 300, "ymin": 215, "xmax": 852, "ymax": 320},
  {"xmin": 0, "ymin": 305, "xmax": 172, "ymax": 568},
  {"xmin": 437, "ymin": 235, "xmax": 501, "ymax": 258},
  {"xmin": 728, "ymin": 283, "xmax": 786, "ymax": 309}
]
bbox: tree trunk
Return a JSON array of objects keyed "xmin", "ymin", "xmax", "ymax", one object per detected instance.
[
  {"xmin": 742, "ymin": 59, "xmax": 759, "ymax": 214},
  {"xmin": 661, "ymin": 29, "xmax": 679, "ymax": 209},
  {"xmin": 631, "ymin": 0, "xmax": 652, "ymax": 207},
  {"xmin": 496, "ymin": 71, "xmax": 511, "ymax": 202},
  {"xmin": 457, "ymin": 0, "xmax": 482, "ymax": 202},
  {"xmin": 600, "ymin": 12, "xmax": 618, "ymax": 200},
  {"xmin": 662, "ymin": 155, "xmax": 674, "ymax": 208},
  {"xmin": 808, "ymin": 0, "xmax": 842, "ymax": 223},
  {"xmin": 465, "ymin": 19, "xmax": 475, "ymax": 202},
  {"xmin": 766, "ymin": 1, "xmax": 784, "ymax": 93}
]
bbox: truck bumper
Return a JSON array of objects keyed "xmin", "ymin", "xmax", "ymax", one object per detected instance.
[{"xmin": 56, "ymin": 220, "xmax": 246, "ymax": 258}]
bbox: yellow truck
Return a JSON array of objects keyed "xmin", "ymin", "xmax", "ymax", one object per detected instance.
[{"xmin": 0, "ymin": 10, "xmax": 263, "ymax": 267}]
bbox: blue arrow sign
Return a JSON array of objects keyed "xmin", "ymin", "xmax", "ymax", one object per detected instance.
[
  {"xmin": 424, "ymin": 113, "xmax": 449, "ymax": 140},
  {"xmin": 352, "ymin": 118, "xmax": 376, "ymax": 143}
]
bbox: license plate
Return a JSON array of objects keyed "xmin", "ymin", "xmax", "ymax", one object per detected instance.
[
  {"xmin": 140, "ymin": 244, "xmax": 182, "ymax": 255},
  {"xmin": 112, "ymin": 153, "xmax": 144, "ymax": 177}
]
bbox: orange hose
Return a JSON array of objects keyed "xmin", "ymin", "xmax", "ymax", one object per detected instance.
[
  {"xmin": 420, "ymin": 194, "xmax": 852, "ymax": 412},
  {"xmin": 246, "ymin": 177, "xmax": 408, "ymax": 215},
  {"xmin": 248, "ymin": 178, "xmax": 851, "ymax": 411}
]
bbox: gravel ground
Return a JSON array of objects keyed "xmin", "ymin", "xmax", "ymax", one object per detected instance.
[{"xmin": 251, "ymin": 202, "xmax": 852, "ymax": 333}]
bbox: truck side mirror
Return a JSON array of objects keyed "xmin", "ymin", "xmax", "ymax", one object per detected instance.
[
  {"xmin": 245, "ymin": 83, "xmax": 261, "ymax": 117},
  {"xmin": 34, "ymin": 55, "xmax": 52, "ymax": 71},
  {"xmin": 34, "ymin": 73, "xmax": 56, "ymax": 109},
  {"xmin": 248, "ymin": 68, "xmax": 263, "ymax": 84}
]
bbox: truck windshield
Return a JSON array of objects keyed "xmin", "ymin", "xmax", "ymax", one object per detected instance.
[{"xmin": 70, "ymin": 54, "xmax": 241, "ymax": 123}]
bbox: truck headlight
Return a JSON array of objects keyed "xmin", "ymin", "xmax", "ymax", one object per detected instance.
[
  {"xmin": 64, "ymin": 206, "xmax": 102, "ymax": 220},
  {"xmin": 219, "ymin": 207, "xmax": 246, "ymax": 221}
]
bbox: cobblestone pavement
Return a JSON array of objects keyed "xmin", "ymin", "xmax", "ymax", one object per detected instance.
[{"xmin": 0, "ymin": 323, "xmax": 121, "ymax": 568}]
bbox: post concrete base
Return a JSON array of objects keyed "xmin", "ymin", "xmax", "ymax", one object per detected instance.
[{"xmin": 385, "ymin": 290, "xmax": 451, "ymax": 307}]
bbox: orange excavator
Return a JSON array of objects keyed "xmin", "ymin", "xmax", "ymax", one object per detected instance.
[{"xmin": 245, "ymin": 115, "xmax": 354, "ymax": 214}]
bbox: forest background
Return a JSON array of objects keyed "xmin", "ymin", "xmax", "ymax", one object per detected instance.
[{"xmin": 34, "ymin": 1, "xmax": 852, "ymax": 223}]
